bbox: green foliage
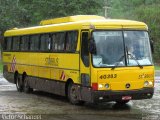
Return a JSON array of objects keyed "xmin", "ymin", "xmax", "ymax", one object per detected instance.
[
  {"xmin": 134, "ymin": 4, "xmax": 160, "ymax": 61},
  {"xmin": 155, "ymin": 66, "xmax": 160, "ymax": 70},
  {"xmin": 0, "ymin": 0, "xmax": 103, "ymax": 32},
  {"xmin": 109, "ymin": 0, "xmax": 160, "ymax": 62}
]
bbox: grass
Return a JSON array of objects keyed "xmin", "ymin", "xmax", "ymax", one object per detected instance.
[{"xmin": 155, "ymin": 66, "xmax": 160, "ymax": 70}]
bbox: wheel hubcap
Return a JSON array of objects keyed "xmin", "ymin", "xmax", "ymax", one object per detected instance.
[{"xmin": 70, "ymin": 86, "xmax": 77, "ymax": 100}]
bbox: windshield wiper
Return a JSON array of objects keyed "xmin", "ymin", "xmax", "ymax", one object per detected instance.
[
  {"xmin": 126, "ymin": 46, "xmax": 143, "ymax": 69},
  {"xmin": 111, "ymin": 46, "xmax": 143, "ymax": 70},
  {"xmin": 111, "ymin": 55, "xmax": 125, "ymax": 70},
  {"xmin": 127, "ymin": 53, "xmax": 143, "ymax": 69}
]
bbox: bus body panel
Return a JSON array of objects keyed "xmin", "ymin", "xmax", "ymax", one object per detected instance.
[
  {"xmin": 92, "ymin": 67, "xmax": 154, "ymax": 91},
  {"xmin": 3, "ymin": 52, "xmax": 80, "ymax": 84}
]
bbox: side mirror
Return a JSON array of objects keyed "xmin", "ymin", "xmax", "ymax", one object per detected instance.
[
  {"xmin": 150, "ymin": 40, "xmax": 154, "ymax": 53},
  {"xmin": 89, "ymin": 40, "xmax": 96, "ymax": 54}
]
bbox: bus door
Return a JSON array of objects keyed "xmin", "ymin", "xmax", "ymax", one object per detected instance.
[{"xmin": 80, "ymin": 31, "xmax": 92, "ymax": 101}]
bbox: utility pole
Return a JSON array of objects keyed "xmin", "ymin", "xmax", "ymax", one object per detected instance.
[
  {"xmin": 103, "ymin": 0, "xmax": 110, "ymax": 18},
  {"xmin": 16, "ymin": 0, "xmax": 19, "ymax": 7}
]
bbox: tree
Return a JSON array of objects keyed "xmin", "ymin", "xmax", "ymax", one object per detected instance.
[
  {"xmin": 109, "ymin": 0, "xmax": 160, "ymax": 62},
  {"xmin": 0, "ymin": 0, "xmax": 103, "ymax": 32}
]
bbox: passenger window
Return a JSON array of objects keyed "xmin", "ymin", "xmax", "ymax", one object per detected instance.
[
  {"xmin": 12, "ymin": 37, "xmax": 20, "ymax": 51},
  {"xmin": 21, "ymin": 36, "xmax": 30, "ymax": 51},
  {"xmin": 30, "ymin": 35, "xmax": 40, "ymax": 51},
  {"xmin": 54, "ymin": 32, "xmax": 65, "ymax": 51},
  {"xmin": 65, "ymin": 31, "xmax": 78, "ymax": 52},
  {"xmin": 40, "ymin": 34, "xmax": 51, "ymax": 51},
  {"xmin": 4, "ymin": 37, "xmax": 12, "ymax": 51},
  {"xmin": 52, "ymin": 34, "xmax": 56, "ymax": 51}
]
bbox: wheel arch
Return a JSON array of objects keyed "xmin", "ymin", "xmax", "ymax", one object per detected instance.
[{"xmin": 14, "ymin": 71, "xmax": 27, "ymax": 83}]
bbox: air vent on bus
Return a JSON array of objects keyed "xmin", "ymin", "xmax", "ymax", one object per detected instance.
[{"xmin": 40, "ymin": 15, "xmax": 106, "ymax": 25}]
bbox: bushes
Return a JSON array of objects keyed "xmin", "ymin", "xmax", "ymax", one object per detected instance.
[{"xmin": 109, "ymin": 0, "xmax": 160, "ymax": 63}]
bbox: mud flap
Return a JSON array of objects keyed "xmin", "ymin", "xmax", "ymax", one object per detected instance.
[{"xmin": 80, "ymin": 87, "xmax": 93, "ymax": 102}]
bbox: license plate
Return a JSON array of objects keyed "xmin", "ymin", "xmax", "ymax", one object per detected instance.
[{"xmin": 122, "ymin": 96, "xmax": 132, "ymax": 100}]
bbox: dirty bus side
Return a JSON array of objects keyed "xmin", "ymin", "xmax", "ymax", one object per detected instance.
[{"xmin": 2, "ymin": 15, "xmax": 154, "ymax": 105}]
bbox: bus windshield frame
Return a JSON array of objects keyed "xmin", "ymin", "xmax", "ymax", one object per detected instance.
[{"xmin": 91, "ymin": 30, "xmax": 153, "ymax": 68}]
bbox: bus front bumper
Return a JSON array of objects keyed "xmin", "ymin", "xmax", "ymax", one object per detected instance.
[{"xmin": 91, "ymin": 88, "xmax": 154, "ymax": 103}]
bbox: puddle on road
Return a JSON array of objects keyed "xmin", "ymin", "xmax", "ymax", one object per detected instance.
[
  {"xmin": 133, "ymin": 77, "xmax": 160, "ymax": 115},
  {"xmin": 0, "ymin": 75, "xmax": 16, "ymax": 91},
  {"xmin": 0, "ymin": 75, "xmax": 159, "ymax": 119},
  {"xmin": 0, "ymin": 85, "xmax": 16, "ymax": 91}
]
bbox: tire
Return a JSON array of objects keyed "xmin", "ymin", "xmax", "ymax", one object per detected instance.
[
  {"xmin": 116, "ymin": 100, "xmax": 130, "ymax": 105},
  {"xmin": 16, "ymin": 74, "xmax": 23, "ymax": 92},
  {"xmin": 68, "ymin": 83, "xmax": 84, "ymax": 105},
  {"xmin": 24, "ymin": 77, "xmax": 33, "ymax": 93}
]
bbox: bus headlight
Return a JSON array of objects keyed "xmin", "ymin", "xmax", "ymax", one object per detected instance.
[
  {"xmin": 105, "ymin": 84, "xmax": 110, "ymax": 89},
  {"xmin": 98, "ymin": 84, "xmax": 103, "ymax": 88},
  {"xmin": 149, "ymin": 81, "xmax": 153, "ymax": 86}
]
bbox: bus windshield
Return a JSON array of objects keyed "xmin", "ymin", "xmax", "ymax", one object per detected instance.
[{"xmin": 92, "ymin": 30, "xmax": 153, "ymax": 68}]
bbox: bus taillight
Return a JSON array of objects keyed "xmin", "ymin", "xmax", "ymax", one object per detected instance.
[{"xmin": 92, "ymin": 83, "xmax": 98, "ymax": 90}]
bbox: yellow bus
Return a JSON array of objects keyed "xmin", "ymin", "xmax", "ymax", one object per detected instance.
[{"xmin": 2, "ymin": 15, "xmax": 154, "ymax": 105}]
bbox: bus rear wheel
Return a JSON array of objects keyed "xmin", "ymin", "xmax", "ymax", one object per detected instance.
[
  {"xmin": 68, "ymin": 83, "xmax": 84, "ymax": 105},
  {"xmin": 24, "ymin": 77, "xmax": 33, "ymax": 93},
  {"xmin": 16, "ymin": 74, "xmax": 23, "ymax": 92}
]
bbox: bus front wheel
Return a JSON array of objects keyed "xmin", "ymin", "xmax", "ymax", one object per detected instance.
[{"xmin": 68, "ymin": 83, "xmax": 84, "ymax": 105}]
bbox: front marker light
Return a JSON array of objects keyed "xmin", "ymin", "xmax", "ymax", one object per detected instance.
[
  {"xmin": 144, "ymin": 81, "xmax": 149, "ymax": 87},
  {"xmin": 105, "ymin": 84, "xmax": 110, "ymax": 89}
]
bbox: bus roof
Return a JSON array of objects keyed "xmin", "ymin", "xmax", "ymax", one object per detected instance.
[
  {"xmin": 40, "ymin": 15, "xmax": 106, "ymax": 25},
  {"xmin": 4, "ymin": 15, "xmax": 148, "ymax": 37}
]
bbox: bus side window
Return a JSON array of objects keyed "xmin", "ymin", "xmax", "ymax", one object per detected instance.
[
  {"xmin": 40, "ymin": 34, "xmax": 51, "ymax": 51},
  {"xmin": 81, "ymin": 32, "xmax": 89, "ymax": 67},
  {"xmin": 12, "ymin": 36, "xmax": 20, "ymax": 51},
  {"xmin": 4, "ymin": 37, "xmax": 12, "ymax": 51},
  {"xmin": 65, "ymin": 31, "xmax": 78, "ymax": 52},
  {"xmin": 30, "ymin": 35, "xmax": 40, "ymax": 51},
  {"xmin": 3, "ymin": 38, "xmax": 7, "ymax": 51},
  {"xmin": 21, "ymin": 36, "xmax": 30, "ymax": 51},
  {"xmin": 52, "ymin": 34, "xmax": 56, "ymax": 51},
  {"xmin": 56, "ymin": 32, "xmax": 65, "ymax": 51}
]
